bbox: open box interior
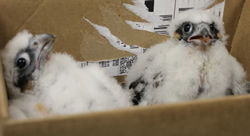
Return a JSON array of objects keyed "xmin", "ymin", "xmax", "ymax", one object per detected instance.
[{"xmin": 0, "ymin": 0, "xmax": 250, "ymax": 136}]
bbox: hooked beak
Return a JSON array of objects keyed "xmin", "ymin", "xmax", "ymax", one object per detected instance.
[
  {"xmin": 188, "ymin": 24, "xmax": 214, "ymax": 46},
  {"xmin": 34, "ymin": 34, "xmax": 56, "ymax": 69},
  {"xmin": 11, "ymin": 33, "xmax": 55, "ymax": 94}
]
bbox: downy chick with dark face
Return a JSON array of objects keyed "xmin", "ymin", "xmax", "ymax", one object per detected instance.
[
  {"xmin": 125, "ymin": 10, "xmax": 248, "ymax": 106},
  {"xmin": 1, "ymin": 31, "xmax": 55, "ymax": 97},
  {"xmin": 1, "ymin": 30, "xmax": 131, "ymax": 119}
]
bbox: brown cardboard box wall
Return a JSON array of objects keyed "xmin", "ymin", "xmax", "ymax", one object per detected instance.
[{"xmin": 0, "ymin": 0, "xmax": 250, "ymax": 136}]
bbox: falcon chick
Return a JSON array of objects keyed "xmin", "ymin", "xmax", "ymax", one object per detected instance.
[
  {"xmin": 1, "ymin": 30, "xmax": 131, "ymax": 119},
  {"xmin": 1, "ymin": 30, "xmax": 55, "ymax": 118},
  {"xmin": 1, "ymin": 31, "xmax": 55, "ymax": 97},
  {"xmin": 125, "ymin": 10, "xmax": 248, "ymax": 106}
]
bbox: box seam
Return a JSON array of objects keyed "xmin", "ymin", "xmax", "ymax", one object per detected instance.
[{"xmin": 229, "ymin": 0, "xmax": 246, "ymax": 52}]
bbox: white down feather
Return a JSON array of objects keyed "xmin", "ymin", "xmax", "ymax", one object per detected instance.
[{"xmin": 126, "ymin": 10, "xmax": 247, "ymax": 105}]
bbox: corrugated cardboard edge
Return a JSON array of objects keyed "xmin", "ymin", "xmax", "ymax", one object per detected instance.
[
  {"xmin": 0, "ymin": 59, "xmax": 8, "ymax": 118},
  {"xmin": 2, "ymin": 95, "xmax": 250, "ymax": 136},
  {"xmin": 230, "ymin": 0, "xmax": 250, "ymax": 81},
  {"xmin": 1, "ymin": 1, "xmax": 250, "ymax": 136},
  {"xmin": 223, "ymin": 0, "xmax": 246, "ymax": 51},
  {"xmin": 0, "ymin": 58, "xmax": 8, "ymax": 136}
]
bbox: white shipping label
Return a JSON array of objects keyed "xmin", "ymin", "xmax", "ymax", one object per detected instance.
[
  {"xmin": 125, "ymin": 0, "xmax": 225, "ymax": 35},
  {"xmin": 78, "ymin": 56, "xmax": 138, "ymax": 76}
]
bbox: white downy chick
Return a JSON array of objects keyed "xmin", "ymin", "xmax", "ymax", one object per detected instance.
[
  {"xmin": 125, "ymin": 10, "xmax": 248, "ymax": 106},
  {"xmin": 1, "ymin": 30, "xmax": 131, "ymax": 119},
  {"xmin": 1, "ymin": 30, "xmax": 55, "ymax": 118},
  {"xmin": 35, "ymin": 53, "xmax": 131, "ymax": 115}
]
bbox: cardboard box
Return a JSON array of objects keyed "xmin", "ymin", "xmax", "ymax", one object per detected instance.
[{"xmin": 0, "ymin": 0, "xmax": 250, "ymax": 135}]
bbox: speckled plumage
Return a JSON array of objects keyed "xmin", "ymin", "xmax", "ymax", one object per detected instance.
[{"xmin": 125, "ymin": 10, "xmax": 248, "ymax": 106}]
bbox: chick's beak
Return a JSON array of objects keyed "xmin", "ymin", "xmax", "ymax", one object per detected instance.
[
  {"xmin": 37, "ymin": 34, "xmax": 55, "ymax": 45},
  {"xmin": 188, "ymin": 24, "xmax": 214, "ymax": 46},
  {"xmin": 35, "ymin": 34, "xmax": 56, "ymax": 69}
]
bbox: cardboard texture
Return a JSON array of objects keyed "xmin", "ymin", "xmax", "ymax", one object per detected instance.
[
  {"xmin": 231, "ymin": 0, "xmax": 250, "ymax": 81},
  {"xmin": 0, "ymin": 0, "xmax": 244, "ymax": 59},
  {"xmin": 2, "ymin": 95, "xmax": 250, "ymax": 136},
  {"xmin": 0, "ymin": 0, "xmax": 250, "ymax": 135},
  {"xmin": 0, "ymin": 59, "xmax": 8, "ymax": 136},
  {"xmin": 223, "ymin": 0, "xmax": 245, "ymax": 50},
  {"xmin": 0, "ymin": 63, "xmax": 8, "ymax": 119},
  {"xmin": 0, "ymin": 0, "xmax": 168, "ymax": 61}
]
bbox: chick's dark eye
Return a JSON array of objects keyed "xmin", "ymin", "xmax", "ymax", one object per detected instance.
[
  {"xmin": 33, "ymin": 41, "xmax": 38, "ymax": 46},
  {"xmin": 16, "ymin": 58, "xmax": 27, "ymax": 69},
  {"xmin": 210, "ymin": 24, "xmax": 215, "ymax": 31},
  {"xmin": 183, "ymin": 23, "xmax": 192, "ymax": 33}
]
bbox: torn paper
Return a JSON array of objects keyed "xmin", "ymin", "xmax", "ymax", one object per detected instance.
[
  {"xmin": 83, "ymin": 17, "xmax": 146, "ymax": 55},
  {"xmin": 125, "ymin": 0, "xmax": 225, "ymax": 35}
]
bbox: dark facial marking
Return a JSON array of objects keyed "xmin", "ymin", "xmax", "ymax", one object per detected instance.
[
  {"xmin": 209, "ymin": 22, "xmax": 219, "ymax": 40},
  {"xmin": 175, "ymin": 22, "xmax": 195, "ymax": 41},
  {"xmin": 14, "ymin": 47, "xmax": 36, "ymax": 90},
  {"xmin": 175, "ymin": 22, "xmax": 220, "ymax": 42}
]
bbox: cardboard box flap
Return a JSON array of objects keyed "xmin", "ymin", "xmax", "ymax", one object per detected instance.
[
  {"xmin": 0, "ymin": 0, "xmax": 43, "ymax": 46},
  {"xmin": 207, "ymin": 0, "xmax": 224, "ymax": 9},
  {"xmin": 0, "ymin": 0, "xmax": 168, "ymax": 61},
  {"xmin": 0, "ymin": 0, "xmax": 250, "ymax": 136},
  {"xmin": 230, "ymin": 0, "xmax": 250, "ymax": 80},
  {"xmin": 0, "ymin": 0, "xmax": 246, "ymax": 61},
  {"xmin": 223, "ymin": 0, "xmax": 245, "ymax": 50},
  {"xmin": 3, "ymin": 95, "xmax": 250, "ymax": 136}
]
